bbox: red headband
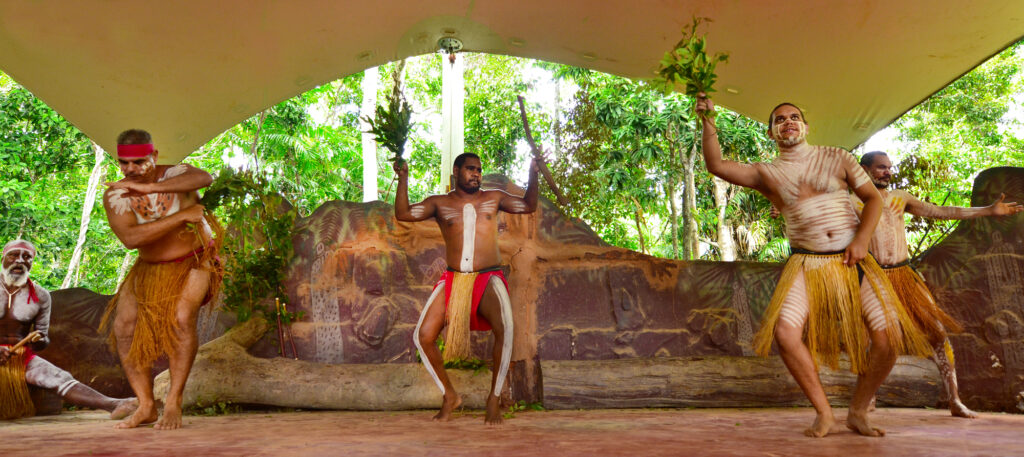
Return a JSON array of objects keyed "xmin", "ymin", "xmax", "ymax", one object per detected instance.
[
  {"xmin": 2, "ymin": 240, "xmax": 35, "ymax": 258},
  {"xmin": 116, "ymin": 143, "xmax": 155, "ymax": 158}
]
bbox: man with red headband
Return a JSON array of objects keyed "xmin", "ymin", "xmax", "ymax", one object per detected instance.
[
  {"xmin": 100, "ymin": 129, "xmax": 222, "ymax": 430},
  {"xmin": 1, "ymin": 240, "xmax": 136, "ymax": 420}
]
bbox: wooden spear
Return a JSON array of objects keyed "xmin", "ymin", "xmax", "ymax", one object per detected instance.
[{"xmin": 516, "ymin": 95, "xmax": 569, "ymax": 206}]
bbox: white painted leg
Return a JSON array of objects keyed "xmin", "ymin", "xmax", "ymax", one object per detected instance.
[
  {"xmin": 489, "ymin": 276, "xmax": 514, "ymax": 397},
  {"xmin": 414, "ymin": 285, "xmax": 446, "ymax": 394}
]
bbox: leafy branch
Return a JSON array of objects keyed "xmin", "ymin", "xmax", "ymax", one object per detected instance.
[
  {"xmin": 655, "ymin": 17, "xmax": 729, "ymax": 98},
  {"xmin": 362, "ymin": 60, "xmax": 413, "ymax": 165}
]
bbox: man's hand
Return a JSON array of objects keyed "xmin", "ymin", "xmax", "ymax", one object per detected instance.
[
  {"xmin": 181, "ymin": 204, "xmax": 206, "ymax": 224},
  {"xmin": 105, "ymin": 180, "xmax": 153, "ymax": 195},
  {"xmin": 695, "ymin": 92, "xmax": 716, "ymax": 119},
  {"xmin": 990, "ymin": 193, "xmax": 1024, "ymax": 216},
  {"xmin": 0, "ymin": 346, "xmax": 10, "ymax": 365},
  {"xmin": 769, "ymin": 205, "xmax": 780, "ymax": 218},
  {"xmin": 843, "ymin": 238, "xmax": 869, "ymax": 266},
  {"xmin": 393, "ymin": 160, "xmax": 409, "ymax": 179}
]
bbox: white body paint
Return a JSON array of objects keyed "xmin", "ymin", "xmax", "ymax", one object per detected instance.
[
  {"xmin": 409, "ymin": 205, "xmax": 427, "ymax": 219},
  {"xmin": 107, "ymin": 164, "xmax": 187, "ymax": 223},
  {"xmin": 852, "ymin": 189, "xmax": 985, "ymax": 265},
  {"xmin": 460, "ymin": 204, "xmax": 476, "ymax": 272},
  {"xmin": 760, "ymin": 144, "xmax": 869, "ymax": 252}
]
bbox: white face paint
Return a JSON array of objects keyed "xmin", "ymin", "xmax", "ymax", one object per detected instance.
[
  {"xmin": 1, "ymin": 248, "xmax": 32, "ymax": 289},
  {"xmin": 460, "ymin": 204, "xmax": 476, "ymax": 272},
  {"xmin": 772, "ymin": 121, "xmax": 807, "ymax": 147}
]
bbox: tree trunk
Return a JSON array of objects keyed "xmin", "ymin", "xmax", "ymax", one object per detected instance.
[
  {"xmin": 667, "ymin": 178, "xmax": 680, "ymax": 259},
  {"xmin": 61, "ymin": 143, "xmax": 107, "ymax": 289},
  {"xmin": 631, "ymin": 197, "xmax": 647, "ymax": 254},
  {"xmin": 712, "ymin": 176, "xmax": 736, "ymax": 261},
  {"xmin": 680, "ymin": 148, "xmax": 699, "ymax": 259},
  {"xmin": 249, "ymin": 110, "xmax": 268, "ymax": 173}
]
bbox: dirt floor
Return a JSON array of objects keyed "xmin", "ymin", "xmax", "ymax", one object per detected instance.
[{"xmin": 1, "ymin": 407, "xmax": 1022, "ymax": 456}]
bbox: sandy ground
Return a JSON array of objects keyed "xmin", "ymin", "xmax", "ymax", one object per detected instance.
[{"xmin": 1, "ymin": 407, "xmax": 1021, "ymax": 456}]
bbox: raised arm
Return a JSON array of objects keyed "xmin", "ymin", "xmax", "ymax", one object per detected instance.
[
  {"xmin": 103, "ymin": 189, "xmax": 205, "ymax": 249},
  {"xmin": 844, "ymin": 155, "xmax": 882, "ymax": 266},
  {"xmin": 393, "ymin": 161, "xmax": 437, "ymax": 222},
  {"xmin": 106, "ymin": 164, "xmax": 213, "ymax": 194},
  {"xmin": 904, "ymin": 191, "xmax": 1023, "ymax": 219},
  {"xmin": 500, "ymin": 157, "xmax": 540, "ymax": 214},
  {"xmin": 695, "ymin": 95, "xmax": 763, "ymax": 190}
]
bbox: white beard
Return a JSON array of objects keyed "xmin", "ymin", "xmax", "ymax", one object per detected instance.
[{"xmin": 1, "ymin": 264, "xmax": 30, "ymax": 289}]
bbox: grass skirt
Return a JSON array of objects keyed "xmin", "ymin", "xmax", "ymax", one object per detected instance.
[
  {"xmin": 753, "ymin": 253, "xmax": 933, "ymax": 374},
  {"xmin": 443, "ymin": 272, "xmax": 479, "ymax": 363},
  {"xmin": 0, "ymin": 347, "xmax": 34, "ymax": 419},
  {"xmin": 100, "ymin": 216, "xmax": 223, "ymax": 367},
  {"xmin": 883, "ymin": 264, "xmax": 962, "ymax": 341}
]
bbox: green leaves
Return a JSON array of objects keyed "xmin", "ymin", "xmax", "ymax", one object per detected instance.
[
  {"xmin": 362, "ymin": 61, "xmax": 413, "ymax": 162},
  {"xmin": 655, "ymin": 17, "xmax": 729, "ymax": 97}
]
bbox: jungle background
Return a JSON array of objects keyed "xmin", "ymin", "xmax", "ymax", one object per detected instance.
[{"xmin": 2, "ymin": 41, "xmax": 1022, "ymax": 295}]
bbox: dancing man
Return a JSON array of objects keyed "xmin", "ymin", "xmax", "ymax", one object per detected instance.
[
  {"xmin": 100, "ymin": 129, "xmax": 222, "ymax": 430},
  {"xmin": 1, "ymin": 240, "xmax": 136, "ymax": 420},
  {"xmin": 854, "ymin": 151, "xmax": 1023, "ymax": 418},
  {"xmin": 395, "ymin": 152, "xmax": 539, "ymax": 424},
  {"xmin": 696, "ymin": 96, "xmax": 932, "ymax": 437}
]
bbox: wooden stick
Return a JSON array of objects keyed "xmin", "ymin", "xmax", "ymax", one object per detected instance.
[
  {"xmin": 275, "ymin": 298, "xmax": 286, "ymax": 357},
  {"xmin": 3, "ymin": 331, "xmax": 42, "ymax": 364},
  {"xmin": 517, "ymin": 95, "xmax": 569, "ymax": 206},
  {"xmin": 282, "ymin": 301, "xmax": 299, "ymax": 360}
]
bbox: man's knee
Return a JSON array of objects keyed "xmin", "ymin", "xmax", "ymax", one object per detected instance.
[
  {"xmin": 775, "ymin": 324, "xmax": 803, "ymax": 352},
  {"xmin": 25, "ymin": 358, "xmax": 77, "ymax": 392},
  {"xmin": 869, "ymin": 330, "xmax": 896, "ymax": 356}
]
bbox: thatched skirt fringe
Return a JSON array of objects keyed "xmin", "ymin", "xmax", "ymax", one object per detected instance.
[
  {"xmin": 100, "ymin": 215, "xmax": 223, "ymax": 367},
  {"xmin": 753, "ymin": 253, "xmax": 933, "ymax": 374},
  {"xmin": 883, "ymin": 264, "xmax": 962, "ymax": 340},
  {"xmin": 0, "ymin": 347, "xmax": 34, "ymax": 419},
  {"xmin": 443, "ymin": 272, "xmax": 479, "ymax": 363}
]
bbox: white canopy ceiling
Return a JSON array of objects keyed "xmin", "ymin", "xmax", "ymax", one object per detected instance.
[{"xmin": 1, "ymin": 1, "xmax": 1022, "ymax": 163}]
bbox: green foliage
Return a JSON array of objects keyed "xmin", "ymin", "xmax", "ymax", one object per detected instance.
[
  {"xmin": 655, "ymin": 17, "xmax": 730, "ymax": 97},
  {"xmin": 185, "ymin": 397, "xmax": 240, "ymax": 416},
  {"xmin": 200, "ymin": 168, "xmax": 301, "ymax": 325},
  {"xmin": 503, "ymin": 400, "xmax": 545, "ymax": 419},
  {"xmin": 363, "ymin": 60, "xmax": 413, "ymax": 163}
]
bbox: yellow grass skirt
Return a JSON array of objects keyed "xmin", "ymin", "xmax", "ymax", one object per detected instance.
[
  {"xmin": 883, "ymin": 264, "xmax": 962, "ymax": 341},
  {"xmin": 0, "ymin": 347, "xmax": 34, "ymax": 419},
  {"xmin": 753, "ymin": 253, "xmax": 933, "ymax": 374},
  {"xmin": 100, "ymin": 219, "xmax": 223, "ymax": 367},
  {"xmin": 443, "ymin": 272, "xmax": 479, "ymax": 363}
]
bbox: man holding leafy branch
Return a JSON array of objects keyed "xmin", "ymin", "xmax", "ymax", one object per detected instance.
[
  {"xmin": 100, "ymin": 129, "xmax": 223, "ymax": 430},
  {"xmin": 394, "ymin": 152, "xmax": 541, "ymax": 425}
]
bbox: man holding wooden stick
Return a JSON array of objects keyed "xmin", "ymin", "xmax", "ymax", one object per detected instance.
[
  {"xmin": 696, "ymin": 96, "xmax": 933, "ymax": 437},
  {"xmin": 396, "ymin": 152, "xmax": 540, "ymax": 424},
  {"xmin": 1, "ymin": 239, "xmax": 136, "ymax": 420}
]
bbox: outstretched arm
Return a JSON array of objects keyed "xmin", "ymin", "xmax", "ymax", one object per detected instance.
[
  {"xmin": 104, "ymin": 190, "xmax": 206, "ymax": 249},
  {"xmin": 500, "ymin": 157, "xmax": 540, "ymax": 214},
  {"xmin": 393, "ymin": 161, "xmax": 437, "ymax": 222},
  {"xmin": 695, "ymin": 94, "xmax": 763, "ymax": 190},
  {"xmin": 106, "ymin": 164, "xmax": 213, "ymax": 194},
  {"xmin": 905, "ymin": 191, "xmax": 1023, "ymax": 219}
]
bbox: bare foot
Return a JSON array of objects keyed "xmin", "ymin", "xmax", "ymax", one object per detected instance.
[
  {"xmin": 114, "ymin": 403, "xmax": 158, "ymax": 429},
  {"xmin": 950, "ymin": 400, "xmax": 978, "ymax": 419},
  {"xmin": 109, "ymin": 398, "xmax": 139, "ymax": 420},
  {"xmin": 846, "ymin": 410, "xmax": 885, "ymax": 437},
  {"xmin": 484, "ymin": 394, "xmax": 504, "ymax": 425},
  {"xmin": 154, "ymin": 405, "xmax": 183, "ymax": 430},
  {"xmin": 803, "ymin": 412, "xmax": 840, "ymax": 437},
  {"xmin": 432, "ymin": 392, "xmax": 462, "ymax": 422}
]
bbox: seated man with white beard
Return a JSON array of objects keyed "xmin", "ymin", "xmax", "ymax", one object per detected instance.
[{"xmin": 0, "ymin": 239, "xmax": 136, "ymax": 420}]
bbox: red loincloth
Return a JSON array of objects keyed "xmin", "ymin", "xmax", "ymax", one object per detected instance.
[{"xmin": 434, "ymin": 268, "xmax": 508, "ymax": 331}]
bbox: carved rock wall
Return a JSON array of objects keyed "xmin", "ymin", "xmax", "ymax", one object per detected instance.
[{"xmin": 43, "ymin": 168, "xmax": 1024, "ymax": 411}]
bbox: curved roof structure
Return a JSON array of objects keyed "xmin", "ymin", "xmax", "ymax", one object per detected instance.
[{"xmin": 1, "ymin": 1, "xmax": 1022, "ymax": 163}]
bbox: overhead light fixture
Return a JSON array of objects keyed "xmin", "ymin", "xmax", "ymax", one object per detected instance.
[
  {"xmin": 509, "ymin": 37, "xmax": 526, "ymax": 47},
  {"xmin": 438, "ymin": 37, "xmax": 464, "ymax": 65},
  {"xmin": 726, "ymin": 87, "xmax": 740, "ymax": 94},
  {"xmin": 581, "ymin": 52, "xmax": 597, "ymax": 61}
]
